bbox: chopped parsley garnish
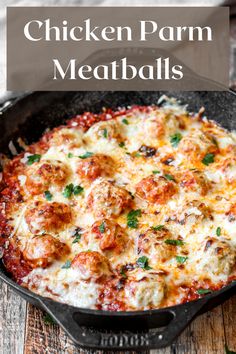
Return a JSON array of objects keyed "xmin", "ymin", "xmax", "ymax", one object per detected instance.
[
  {"xmin": 165, "ymin": 239, "xmax": 184, "ymax": 246},
  {"xmin": 44, "ymin": 190, "xmax": 52, "ymax": 201},
  {"xmin": 170, "ymin": 133, "xmax": 182, "ymax": 147},
  {"xmin": 43, "ymin": 313, "xmax": 56, "ymax": 325},
  {"xmin": 73, "ymin": 185, "xmax": 84, "ymax": 195},
  {"xmin": 136, "ymin": 256, "xmax": 152, "ymax": 270},
  {"xmin": 216, "ymin": 227, "xmax": 221, "ymax": 236},
  {"xmin": 127, "ymin": 209, "xmax": 142, "ymax": 229},
  {"xmin": 122, "ymin": 118, "xmax": 129, "ymax": 125},
  {"xmin": 196, "ymin": 288, "xmax": 212, "ymax": 295},
  {"xmin": 120, "ymin": 267, "xmax": 127, "ymax": 279},
  {"xmin": 63, "ymin": 183, "xmax": 74, "ymax": 198},
  {"xmin": 63, "ymin": 184, "xmax": 84, "ymax": 198},
  {"xmin": 202, "ymin": 153, "xmax": 215, "ymax": 166},
  {"xmin": 72, "ymin": 227, "xmax": 82, "ymax": 244},
  {"xmin": 176, "ymin": 256, "xmax": 188, "ymax": 264},
  {"xmin": 103, "ymin": 128, "xmax": 108, "ymax": 138},
  {"xmin": 61, "ymin": 260, "xmax": 71, "ymax": 269},
  {"xmin": 119, "ymin": 142, "xmax": 125, "ymax": 148},
  {"xmin": 134, "ymin": 152, "xmax": 141, "ymax": 157},
  {"xmin": 152, "ymin": 225, "xmax": 164, "ymax": 231},
  {"xmin": 99, "ymin": 221, "xmax": 106, "ymax": 233},
  {"xmin": 164, "ymin": 174, "xmax": 175, "ymax": 182},
  {"xmin": 67, "ymin": 152, "xmax": 73, "ymax": 158},
  {"xmin": 26, "ymin": 154, "xmax": 41, "ymax": 165},
  {"xmin": 72, "ymin": 234, "xmax": 81, "ymax": 244},
  {"xmin": 79, "ymin": 152, "xmax": 94, "ymax": 159},
  {"xmin": 152, "ymin": 170, "xmax": 160, "ymax": 175}
]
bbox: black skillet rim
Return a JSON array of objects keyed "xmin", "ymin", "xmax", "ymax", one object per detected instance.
[{"xmin": 0, "ymin": 89, "xmax": 235, "ymax": 317}]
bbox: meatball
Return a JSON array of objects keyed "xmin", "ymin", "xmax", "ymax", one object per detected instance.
[
  {"xmin": 138, "ymin": 227, "xmax": 176, "ymax": 264},
  {"xmin": 76, "ymin": 154, "xmax": 114, "ymax": 182},
  {"xmin": 25, "ymin": 201, "xmax": 72, "ymax": 234},
  {"xmin": 87, "ymin": 179, "xmax": 132, "ymax": 218},
  {"xmin": 217, "ymin": 157, "xmax": 236, "ymax": 183},
  {"xmin": 124, "ymin": 269, "xmax": 165, "ymax": 309},
  {"xmin": 23, "ymin": 234, "xmax": 69, "ymax": 268},
  {"xmin": 88, "ymin": 219, "xmax": 127, "ymax": 254},
  {"xmin": 143, "ymin": 110, "xmax": 184, "ymax": 139},
  {"xmin": 26, "ymin": 160, "xmax": 69, "ymax": 195},
  {"xmin": 85, "ymin": 120, "xmax": 121, "ymax": 142},
  {"xmin": 135, "ymin": 175, "xmax": 177, "ymax": 204},
  {"xmin": 178, "ymin": 131, "xmax": 218, "ymax": 161},
  {"xmin": 71, "ymin": 251, "xmax": 111, "ymax": 279},
  {"xmin": 194, "ymin": 237, "xmax": 236, "ymax": 278},
  {"xmin": 171, "ymin": 200, "xmax": 212, "ymax": 225},
  {"xmin": 143, "ymin": 112, "xmax": 166, "ymax": 138},
  {"xmin": 50, "ymin": 128, "xmax": 83, "ymax": 149},
  {"xmin": 179, "ymin": 170, "xmax": 210, "ymax": 196}
]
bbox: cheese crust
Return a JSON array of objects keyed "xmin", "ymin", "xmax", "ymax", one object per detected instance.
[{"xmin": 1, "ymin": 98, "xmax": 236, "ymax": 311}]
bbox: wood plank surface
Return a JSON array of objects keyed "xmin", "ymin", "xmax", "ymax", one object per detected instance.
[
  {"xmin": 222, "ymin": 295, "xmax": 236, "ymax": 352},
  {"xmin": 0, "ymin": 280, "xmax": 26, "ymax": 354},
  {"xmin": 174, "ymin": 304, "xmax": 225, "ymax": 354},
  {"xmin": 24, "ymin": 303, "xmax": 78, "ymax": 354},
  {"xmin": 21, "ymin": 296, "xmax": 236, "ymax": 354}
]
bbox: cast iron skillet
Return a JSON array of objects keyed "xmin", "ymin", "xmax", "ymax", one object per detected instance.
[{"xmin": 0, "ymin": 90, "xmax": 236, "ymax": 350}]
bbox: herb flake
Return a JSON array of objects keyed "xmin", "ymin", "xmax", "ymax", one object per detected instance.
[
  {"xmin": 216, "ymin": 227, "xmax": 221, "ymax": 236},
  {"xmin": 63, "ymin": 184, "xmax": 84, "ymax": 198},
  {"xmin": 136, "ymin": 256, "xmax": 152, "ymax": 270},
  {"xmin": 72, "ymin": 234, "xmax": 81, "ymax": 244},
  {"xmin": 152, "ymin": 225, "xmax": 164, "ymax": 231},
  {"xmin": 202, "ymin": 153, "xmax": 215, "ymax": 166},
  {"xmin": 127, "ymin": 209, "xmax": 142, "ymax": 229},
  {"xmin": 196, "ymin": 288, "xmax": 212, "ymax": 295},
  {"xmin": 176, "ymin": 256, "xmax": 188, "ymax": 264},
  {"xmin": 61, "ymin": 260, "xmax": 71, "ymax": 269},
  {"xmin": 44, "ymin": 190, "xmax": 52, "ymax": 201},
  {"xmin": 99, "ymin": 221, "xmax": 106, "ymax": 233},
  {"xmin": 72, "ymin": 227, "xmax": 82, "ymax": 244},
  {"xmin": 103, "ymin": 128, "xmax": 108, "ymax": 138},
  {"xmin": 152, "ymin": 170, "xmax": 160, "ymax": 175},
  {"xmin": 26, "ymin": 154, "xmax": 41, "ymax": 165},
  {"xmin": 122, "ymin": 118, "xmax": 129, "ymax": 125},
  {"xmin": 79, "ymin": 152, "xmax": 94, "ymax": 159},
  {"xmin": 165, "ymin": 239, "xmax": 184, "ymax": 246},
  {"xmin": 134, "ymin": 152, "xmax": 141, "ymax": 157},
  {"xmin": 63, "ymin": 183, "xmax": 74, "ymax": 198},
  {"xmin": 164, "ymin": 174, "xmax": 175, "ymax": 182},
  {"xmin": 170, "ymin": 133, "xmax": 182, "ymax": 147},
  {"xmin": 119, "ymin": 142, "xmax": 125, "ymax": 148},
  {"xmin": 120, "ymin": 267, "xmax": 127, "ymax": 279},
  {"xmin": 73, "ymin": 185, "xmax": 84, "ymax": 195}
]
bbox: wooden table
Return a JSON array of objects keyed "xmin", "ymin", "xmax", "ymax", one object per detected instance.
[{"xmin": 0, "ymin": 284, "xmax": 235, "ymax": 354}]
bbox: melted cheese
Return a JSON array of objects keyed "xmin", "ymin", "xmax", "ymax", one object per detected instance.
[{"xmin": 3, "ymin": 99, "xmax": 236, "ymax": 311}]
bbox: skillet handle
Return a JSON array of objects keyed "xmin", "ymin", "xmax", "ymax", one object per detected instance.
[{"xmin": 40, "ymin": 297, "xmax": 207, "ymax": 350}]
